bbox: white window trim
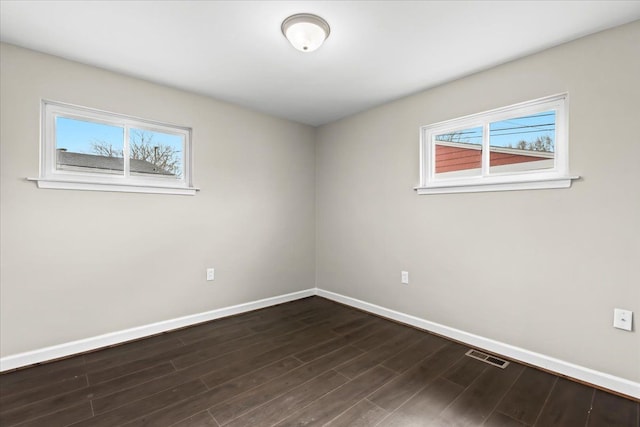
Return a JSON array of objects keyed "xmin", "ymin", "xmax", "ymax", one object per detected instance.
[
  {"xmin": 29, "ymin": 100, "xmax": 199, "ymax": 195},
  {"xmin": 415, "ymin": 93, "xmax": 579, "ymax": 195}
]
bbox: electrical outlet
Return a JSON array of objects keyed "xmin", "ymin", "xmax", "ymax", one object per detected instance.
[
  {"xmin": 613, "ymin": 308, "xmax": 633, "ymax": 331},
  {"xmin": 401, "ymin": 271, "xmax": 409, "ymax": 285},
  {"xmin": 206, "ymin": 268, "xmax": 215, "ymax": 281}
]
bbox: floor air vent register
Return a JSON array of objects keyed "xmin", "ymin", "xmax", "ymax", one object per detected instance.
[{"xmin": 465, "ymin": 349, "xmax": 510, "ymax": 369}]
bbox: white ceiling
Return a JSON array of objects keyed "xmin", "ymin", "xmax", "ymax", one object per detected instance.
[{"xmin": 1, "ymin": 1, "xmax": 639, "ymax": 126}]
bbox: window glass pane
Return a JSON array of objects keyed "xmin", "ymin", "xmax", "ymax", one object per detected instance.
[
  {"xmin": 489, "ymin": 111, "xmax": 555, "ymax": 174},
  {"xmin": 55, "ymin": 117, "xmax": 124, "ymax": 174},
  {"xmin": 129, "ymin": 128, "xmax": 184, "ymax": 179},
  {"xmin": 434, "ymin": 126, "xmax": 483, "ymax": 178}
]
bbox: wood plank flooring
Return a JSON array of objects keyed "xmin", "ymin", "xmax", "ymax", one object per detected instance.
[{"xmin": 0, "ymin": 296, "xmax": 637, "ymax": 427}]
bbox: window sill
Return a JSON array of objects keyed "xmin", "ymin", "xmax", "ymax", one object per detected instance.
[
  {"xmin": 414, "ymin": 175, "xmax": 579, "ymax": 195},
  {"xmin": 27, "ymin": 177, "xmax": 199, "ymax": 195}
]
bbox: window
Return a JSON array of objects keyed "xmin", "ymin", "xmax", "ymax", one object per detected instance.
[
  {"xmin": 33, "ymin": 101, "xmax": 197, "ymax": 195},
  {"xmin": 416, "ymin": 93, "xmax": 577, "ymax": 194}
]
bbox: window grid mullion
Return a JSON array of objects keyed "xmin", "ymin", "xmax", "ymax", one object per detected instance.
[
  {"xmin": 482, "ymin": 122, "xmax": 490, "ymax": 176},
  {"xmin": 429, "ymin": 133, "xmax": 436, "ymax": 183},
  {"xmin": 123, "ymin": 125, "xmax": 130, "ymax": 178}
]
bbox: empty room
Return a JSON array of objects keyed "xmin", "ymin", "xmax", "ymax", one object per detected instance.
[{"xmin": 0, "ymin": 1, "xmax": 638, "ymax": 426}]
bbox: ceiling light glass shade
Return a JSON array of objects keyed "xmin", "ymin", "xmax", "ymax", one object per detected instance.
[{"xmin": 282, "ymin": 14, "xmax": 330, "ymax": 52}]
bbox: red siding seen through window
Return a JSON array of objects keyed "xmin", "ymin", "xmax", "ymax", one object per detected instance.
[{"xmin": 435, "ymin": 144, "xmax": 550, "ymax": 174}]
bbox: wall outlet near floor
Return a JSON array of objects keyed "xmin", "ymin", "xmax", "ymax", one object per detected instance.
[
  {"xmin": 206, "ymin": 268, "xmax": 215, "ymax": 281},
  {"xmin": 401, "ymin": 271, "xmax": 409, "ymax": 285},
  {"xmin": 613, "ymin": 308, "xmax": 633, "ymax": 331}
]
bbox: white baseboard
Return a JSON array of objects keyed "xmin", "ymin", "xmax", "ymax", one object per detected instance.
[
  {"xmin": 2, "ymin": 287, "xmax": 638, "ymax": 400},
  {"xmin": 0, "ymin": 288, "xmax": 315, "ymax": 372},
  {"xmin": 316, "ymin": 288, "xmax": 640, "ymax": 400}
]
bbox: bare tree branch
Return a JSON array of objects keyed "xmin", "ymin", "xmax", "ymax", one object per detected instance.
[{"xmin": 91, "ymin": 130, "xmax": 183, "ymax": 177}]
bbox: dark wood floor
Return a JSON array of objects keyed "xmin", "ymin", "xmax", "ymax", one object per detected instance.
[{"xmin": 0, "ymin": 297, "xmax": 637, "ymax": 427}]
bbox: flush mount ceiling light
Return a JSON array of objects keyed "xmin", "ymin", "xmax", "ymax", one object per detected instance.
[{"xmin": 281, "ymin": 13, "xmax": 330, "ymax": 52}]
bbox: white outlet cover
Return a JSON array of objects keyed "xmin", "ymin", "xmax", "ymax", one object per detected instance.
[
  {"xmin": 206, "ymin": 268, "xmax": 215, "ymax": 281},
  {"xmin": 613, "ymin": 308, "xmax": 633, "ymax": 331},
  {"xmin": 401, "ymin": 271, "xmax": 409, "ymax": 284}
]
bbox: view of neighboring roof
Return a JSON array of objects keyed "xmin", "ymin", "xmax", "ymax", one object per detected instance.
[
  {"xmin": 434, "ymin": 140, "xmax": 554, "ymax": 158},
  {"xmin": 56, "ymin": 149, "xmax": 174, "ymax": 176}
]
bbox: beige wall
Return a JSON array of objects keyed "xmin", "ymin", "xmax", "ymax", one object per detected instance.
[
  {"xmin": 316, "ymin": 21, "xmax": 640, "ymax": 382},
  {"xmin": 1, "ymin": 22, "xmax": 639, "ymax": 384},
  {"xmin": 0, "ymin": 43, "xmax": 316, "ymax": 357}
]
